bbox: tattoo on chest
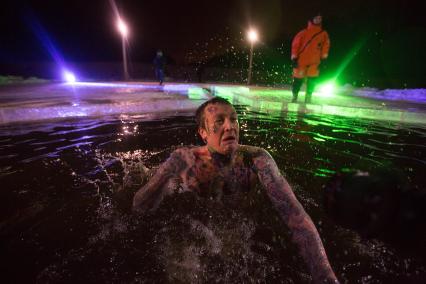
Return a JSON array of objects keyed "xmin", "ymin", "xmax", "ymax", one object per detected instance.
[{"xmin": 187, "ymin": 158, "xmax": 254, "ymax": 198}]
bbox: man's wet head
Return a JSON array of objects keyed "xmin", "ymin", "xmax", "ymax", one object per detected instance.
[{"xmin": 196, "ymin": 97, "xmax": 239, "ymax": 155}]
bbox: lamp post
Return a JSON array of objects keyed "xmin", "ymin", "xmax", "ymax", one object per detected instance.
[
  {"xmin": 117, "ymin": 18, "xmax": 130, "ymax": 81},
  {"xmin": 247, "ymin": 29, "xmax": 258, "ymax": 85}
]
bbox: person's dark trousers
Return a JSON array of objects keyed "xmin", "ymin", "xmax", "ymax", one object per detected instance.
[
  {"xmin": 306, "ymin": 77, "xmax": 317, "ymax": 103},
  {"xmin": 292, "ymin": 78, "xmax": 303, "ymax": 102},
  {"xmin": 155, "ymin": 68, "xmax": 164, "ymax": 85}
]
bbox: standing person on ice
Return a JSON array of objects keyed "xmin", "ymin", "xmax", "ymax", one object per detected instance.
[
  {"xmin": 153, "ymin": 50, "xmax": 166, "ymax": 85},
  {"xmin": 133, "ymin": 97, "xmax": 339, "ymax": 283},
  {"xmin": 291, "ymin": 13, "xmax": 330, "ymax": 103}
]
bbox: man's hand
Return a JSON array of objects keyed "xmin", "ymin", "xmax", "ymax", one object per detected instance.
[
  {"xmin": 133, "ymin": 150, "xmax": 187, "ymax": 213},
  {"xmin": 291, "ymin": 57, "xmax": 298, "ymax": 68},
  {"xmin": 319, "ymin": 56, "xmax": 328, "ymax": 71}
]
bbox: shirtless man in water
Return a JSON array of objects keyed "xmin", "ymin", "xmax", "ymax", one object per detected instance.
[{"xmin": 133, "ymin": 97, "xmax": 338, "ymax": 283}]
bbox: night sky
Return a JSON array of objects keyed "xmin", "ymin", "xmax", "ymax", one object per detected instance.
[{"xmin": 1, "ymin": 0, "xmax": 426, "ymax": 86}]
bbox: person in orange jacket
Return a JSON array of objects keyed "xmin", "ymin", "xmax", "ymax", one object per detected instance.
[{"xmin": 291, "ymin": 14, "xmax": 330, "ymax": 103}]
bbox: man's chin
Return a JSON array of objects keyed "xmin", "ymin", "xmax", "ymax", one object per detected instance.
[{"xmin": 221, "ymin": 142, "xmax": 239, "ymax": 154}]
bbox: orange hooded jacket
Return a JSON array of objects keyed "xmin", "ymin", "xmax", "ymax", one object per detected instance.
[{"xmin": 291, "ymin": 21, "xmax": 330, "ymax": 72}]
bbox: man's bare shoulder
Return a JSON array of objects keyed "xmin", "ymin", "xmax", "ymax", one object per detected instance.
[
  {"xmin": 171, "ymin": 146, "xmax": 209, "ymax": 163},
  {"xmin": 172, "ymin": 145, "xmax": 206, "ymax": 154},
  {"xmin": 237, "ymin": 145, "xmax": 277, "ymax": 173},
  {"xmin": 237, "ymin": 144, "xmax": 270, "ymax": 158}
]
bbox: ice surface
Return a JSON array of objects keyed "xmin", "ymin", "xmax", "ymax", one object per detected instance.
[{"xmin": 0, "ymin": 81, "xmax": 425, "ymax": 125}]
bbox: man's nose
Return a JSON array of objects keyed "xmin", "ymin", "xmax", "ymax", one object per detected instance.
[{"xmin": 223, "ymin": 118, "xmax": 236, "ymax": 130}]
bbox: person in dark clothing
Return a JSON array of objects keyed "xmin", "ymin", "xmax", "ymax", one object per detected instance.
[
  {"xmin": 153, "ymin": 50, "xmax": 166, "ymax": 85},
  {"xmin": 196, "ymin": 61, "xmax": 205, "ymax": 83}
]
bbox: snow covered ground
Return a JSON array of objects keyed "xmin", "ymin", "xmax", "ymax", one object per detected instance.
[
  {"xmin": 346, "ymin": 85, "xmax": 426, "ymax": 104},
  {"xmin": 0, "ymin": 80, "xmax": 425, "ymax": 125}
]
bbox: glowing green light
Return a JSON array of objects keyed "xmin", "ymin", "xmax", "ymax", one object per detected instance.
[
  {"xmin": 331, "ymin": 36, "xmax": 368, "ymax": 85},
  {"xmin": 314, "ymin": 168, "xmax": 336, "ymax": 177},
  {"xmin": 313, "ymin": 137, "xmax": 326, "ymax": 142},
  {"xmin": 287, "ymin": 103, "xmax": 300, "ymax": 112},
  {"xmin": 259, "ymin": 101, "xmax": 283, "ymax": 112},
  {"xmin": 211, "ymin": 86, "xmax": 250, "ymax": 103},
  {"xmin": 236, "ymin": 95, "xmax": 255, "ymax": 107},
  {"xmin": 191, "ymin": 84, "xmax": 426, "ymax": 125},
  {"xmin": 187, "ymin": 87, "xmax": 209, "ymax": 100}
]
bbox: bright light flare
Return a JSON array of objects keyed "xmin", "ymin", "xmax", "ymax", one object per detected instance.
[
  {"xmin": 318, "ymin": 82, "xmax": 336, "ymax": 97},
  {"xmin": 247, "ymin": 29, "xmax": 258, "ymax": 43},
  {"xmin": 117, "ymin": 19, "xmax": 128, "ymax": 37},
  {"xmin": 63, "ymin": 71, "xmax": 76, "ymax": 83}
]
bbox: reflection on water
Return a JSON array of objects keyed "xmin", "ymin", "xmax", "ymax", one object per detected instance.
[{"xmin": 0, "ymin": 107, "xmax": 425, "ymax": 283}]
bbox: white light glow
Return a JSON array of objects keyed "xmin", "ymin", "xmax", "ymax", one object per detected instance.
[
  {"xmin": 117, "ymin": 19, "xmax": 128, "ymax": 37},
  {"xmin": 64, "ymin": 71, "xmax": 76, "ymax": 83},
  {"xmin": 318, "ymin": 82, "xmax": 335, "ymax": 97},
  {"xmin": 247, "ymin": 29, "xmax": 258, "ymax": 43}
]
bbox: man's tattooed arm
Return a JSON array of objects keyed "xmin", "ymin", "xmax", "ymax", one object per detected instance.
[
  {"xmin": 252, "ymin": 148, "xmax": 338, "ymax": 283},
  {"xmin": 133, "ymin": 149, "xmax": 187, "ymax": 213}
]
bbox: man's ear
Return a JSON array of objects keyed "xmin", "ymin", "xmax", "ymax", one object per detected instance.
[{"xmin": 198, "ymin": 127, "xmax": 207, "ymax": 143}]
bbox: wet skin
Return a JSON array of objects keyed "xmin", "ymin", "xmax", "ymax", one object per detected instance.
[{"xmin": 133, "ymin": 102, "xmax": 338, "ymax": 283}]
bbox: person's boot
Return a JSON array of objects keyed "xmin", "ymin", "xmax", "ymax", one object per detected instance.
[
  {"xmin": 306, "ymin": 77, "xmax": 316, "ymax": 104},
  {"xmin": 292, "ymin": 78, "xmax": 303, "ymax": 103}
]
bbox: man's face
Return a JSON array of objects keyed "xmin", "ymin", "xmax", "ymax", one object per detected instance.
[
  {"xmin": 313, "ymin": 15, "xmax": 322, "ymax": 25},
  {"xmin": 199, "ymin": 103, "xmax": 239, "ymax": 155}
]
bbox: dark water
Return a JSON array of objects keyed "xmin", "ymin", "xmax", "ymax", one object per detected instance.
[{"xmin": 0, "ymin": 108, "xmax": 425, "ymax": 283}]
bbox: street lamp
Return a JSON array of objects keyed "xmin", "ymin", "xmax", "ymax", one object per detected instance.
[
  {"xmin": 247, "ymin": 29, "xmax": 258, "ymax": 85},
  {"xmin": 117, "ymin": 18, "xmax": 130, "ymax": 80}
]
